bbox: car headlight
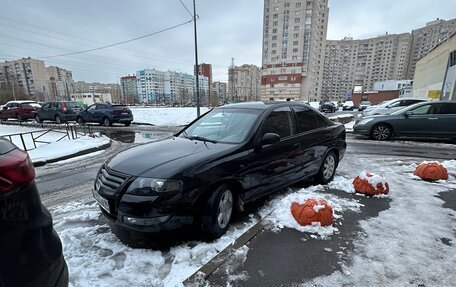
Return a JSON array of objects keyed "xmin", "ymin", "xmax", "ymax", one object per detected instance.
[
  {"xmin": 356, "ymin": 118, "xmax": 374, "ymax": 126},
  {"xmin": 126, "ymin": 177, "xmax": 183, "ymax": 195}
]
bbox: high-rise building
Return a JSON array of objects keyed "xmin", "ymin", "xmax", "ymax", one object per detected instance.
[
  {"xmin": 46, "ymin": 66, "xmax": 74, "ymax": 101},
  {"xmin": 406, "ymin": 18, "xmax": 456, "ymax": 79},
  {"xmin": 261, "ymin": 0, "xmax": 328, "ymax": 102},
  {"xmin": 323, "ymin": 33, "xmax": 411, "ymax": 100},
  {"xmin": 120, "ymin": 75, "xmax": 138, "ymax": 104},
  {"xmin": 0, "ymin": 58, "xmax": 50, "ymax": 101},
  {"xmin": 228, "ymin": 64, "xmax": 261, "ymax": 102}
]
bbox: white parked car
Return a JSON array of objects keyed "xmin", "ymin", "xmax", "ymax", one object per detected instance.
[
  {"xmin": 342, "ymin": 101, "xmax": 355, "ymax": 111},
  {"xmin": 362, "ymin": 98, "xmax": 427, "ymax": 116}
]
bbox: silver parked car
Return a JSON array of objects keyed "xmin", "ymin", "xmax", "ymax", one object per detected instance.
[
  {"xmin": 353, "ymin": 101, "xmax": 456, "ymax": 141},
  {"xmin": 362, "ymin": 98, "xmax": 427, "ymax": 116}
]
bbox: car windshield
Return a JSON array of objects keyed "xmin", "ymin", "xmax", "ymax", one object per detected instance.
[{"xmin": 179, "ymin": 108, "xmax": 261, "ymax": 144}]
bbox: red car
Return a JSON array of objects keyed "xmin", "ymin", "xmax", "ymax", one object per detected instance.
[
  {"xmin": 0, "ymin": 138, "xmax": 68, "ymax": 286},
  {"xmin": 0, "ymin": 100, "xmax": 41, "ymax": 121}
]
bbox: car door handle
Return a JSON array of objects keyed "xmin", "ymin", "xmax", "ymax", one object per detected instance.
[
  {"xmin": 428, "ymin": 117, "xmax": 438, "ymax": 120},
  {"xmin": 293, "ymin": 143, "xmax": 301, "ymax": 149}
]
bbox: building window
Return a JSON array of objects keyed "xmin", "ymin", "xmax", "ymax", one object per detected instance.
[
  {"xmin": 296, "ymin": 2, "xmax": 301, "ymax": 8},
  {"xmin": 295, "ymin": 18, "xmax": 300, "ymax": 23},
  {"xmin": 294, "ymin": 26, "xmax": 299, "ymax": 31},
  {"xmin": 293, "ymin": 41, "xmax": 299, "ymax": 45},
  {"xmin": 293, "ymin": 48, "xmax": 298, "ymax": 53},
  {"xmin": 294, "ymin": 33, "xmax": 299, "ymax": 38},
  {"xmin": 273, "ymin": 28, "xmax": 278, "ymax": 33},
  {"xmin": 273, "ymin": 14, "xmax": 278, "ymax": 19}
]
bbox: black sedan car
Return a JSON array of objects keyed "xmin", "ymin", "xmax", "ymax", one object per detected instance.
[
  {"xmin": 353, "ymin": 100, "xmax": 456, "ymax": 140},
  {"xmin": 93, "ymin": 102, "xmax": 346, "ymax": 238},
  {"xmin": 319, "ymin": 101, "xmax": 337, "ymax": 113},
  {"xmin": 0, "ymin": 139, "xmax": 68, "ymax": 286}
]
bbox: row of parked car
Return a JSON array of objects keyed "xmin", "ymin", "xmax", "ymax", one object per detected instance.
[{"xmin": 0, "ymin": 100, "xmax": 133, "ymax": 126}]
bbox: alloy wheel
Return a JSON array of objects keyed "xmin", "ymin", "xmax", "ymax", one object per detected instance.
[
  {"xmin": 217, "ymin": 189, "xmax": 233, "ymax": 229},
  {"xmin": 322, "ymin": 154, "xmax": 336, "ymax": 180},
  {"xmin": 373, "ymin": 125, "xmax": 391, "ymax": 140}
]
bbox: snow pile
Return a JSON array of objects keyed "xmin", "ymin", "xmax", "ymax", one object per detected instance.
[
  {"xmin": 131, "ymin": 107, "xmax": 210, "ymax": 126},
  {"xmin": 258, "ymin": 186, "xmax": 363, "ymax": 238},
  {"xmin": 301, "ymin": 155, "xmax": 456, "ymax": 287},
  {"xmin": 28, "ymin": 134, "xmax": 110, "ymax": 163},
  {"xmin": 51, "ymin": 201, "xmax": 257, "ymax": 287}
]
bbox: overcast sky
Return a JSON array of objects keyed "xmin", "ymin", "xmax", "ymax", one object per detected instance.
[{"xmin": 0, "ymin": 0, "xmax": 455, "ymax": 84}]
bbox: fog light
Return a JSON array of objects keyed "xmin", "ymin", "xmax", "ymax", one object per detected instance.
[{"xmin": 122, "ymin": 215, "xmax": 171, "ymax": 226}]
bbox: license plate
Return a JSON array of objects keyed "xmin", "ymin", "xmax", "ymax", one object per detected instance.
[
  {"xmin": 93, "ymin": 189, "xmax": 110, "ymax": 212},
  {"xmin": 121, "ymin": 112, "xmax": 128, "ymax": 115}
]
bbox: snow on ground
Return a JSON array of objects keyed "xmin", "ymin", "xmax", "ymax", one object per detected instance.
[
  {"xmin": 344, "ymin": 120, "xmax": 355, "ymax": 132},
  {"xmin": 0, "ymin": 125, "xmax": 110, "ymax": 163},
  {"xmin": 131, "ymin": 107, "xmax": 210, "ymax": 126},
  {"xmin": 300, "ymin": 157, "xmax": 456, "ymax": 287}
]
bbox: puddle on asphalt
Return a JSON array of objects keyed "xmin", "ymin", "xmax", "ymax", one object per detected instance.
[{"xmin": 102, "ymin": 131, "xmax": 174, "ymax": 143}]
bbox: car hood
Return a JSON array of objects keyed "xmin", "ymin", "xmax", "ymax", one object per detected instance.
[{"xmin": 107, "ymin": 137, "xmax": 238, "ymax": 178}]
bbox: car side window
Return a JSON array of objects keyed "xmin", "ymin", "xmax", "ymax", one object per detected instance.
[
  {"xmin": 42, "ymin": 103, "xmax": 50, "ymax": 109},
  {"xmin": 411, "ymin": 104, "xmax": 433, "ymax": 115},
  {"xmin": 292, "ymin": 105, "xmax": 318, "ymax": 133},
  {"xmin": 389, "ymin": 101, "xmax": 401, "ymax": 108},
  {"xmin": 87, "ymin": 105, "xmax": 96, "ymax": 111},
  {"xmin": 96, "ymin": 104, "xmax": 107, "ymax": 110},
  {"xmin": 315, "ymin": 113, "xmax": 329, "ymax": 128},
  {"xmin": 261, "ymin": 106, "xmax": 293, "ymax": 139},
  {"xmin": 437, "ymin": 103, "xmax": 456, "ymax": 114}
]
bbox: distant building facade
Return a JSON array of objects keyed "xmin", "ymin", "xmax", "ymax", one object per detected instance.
[
  {"xmin": 373, "ymin": 80, "xmax": 414, "ymax": 97},
  {"xmin": 406, "ymin": 18, "xmax": 456, "ymax": 79},
  {"xmin": 261, "ymin": 0, "xmax": 329, "ymax": 102},
  {"xmin": 70, "ymin": 93, "xmax": 112, "ymax": 106},
  {"xmin": 195, "ymin": 63, "xmax": 212, "ymax": 97},
  {"xmin": 72, "ymin": 81, "xmax": 121, "ymax": 103},
  {"xmin": 211, "ymin": 81, "xmax": 227, "ymax": 104},
  {"xmin": 120, "ymin": 75, "xmax": 138, "ymax": 105},
  {"xmin": 136, "ymin": 69, "xmax": 208, "ymax": 105},
  {"xmin": 228, "ymin": 64, "xmax": 261, "ymax": 102},
  {"xmin": 413, "ymin": 33, "xmax": 456, "ymax": 100},
  {"xmin": 46, "ymin": 66, "xmax": 74, "ymax": 101}
]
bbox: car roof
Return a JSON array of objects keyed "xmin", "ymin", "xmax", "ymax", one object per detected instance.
[
  {"xmin": 6, "ymin": 100, "xmax": 37, "ymax": 104},
  {"xmin": 217, "ymin": 101, "xmax": 312, "ymax": 111}
]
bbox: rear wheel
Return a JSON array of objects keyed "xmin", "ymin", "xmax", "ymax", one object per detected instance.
[
  {"xmin": 202, "ymin": 185, "xmax": 234, "ymax": 239},
  {"xmin": 76, "ymin": 117, "xmax": 84, "ymax": 125},
  {"xmin": 55, "ymin": 115, "xmax": 62, "ymax": 124},
  {"xmin": 102, "ymin": 117, "xmax": 112, "ymax": 127},
  {"xmin": 371, "ymin": 124, "xmax": 392, "ymax": 141},
  {"xmin": 315, "ymin": 151, "xmax": 337, "ymax": 184},
  {"xmin": 124, "ymin": 121, "xmax": 131, "ymax": 127}
]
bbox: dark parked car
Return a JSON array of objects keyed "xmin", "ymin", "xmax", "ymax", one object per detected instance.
[
  {"xmin": 93, "ymin": 102, "xmax": 346, "ymax": 238},
  {"xmin": 353, "ymin": 101, "xmax": 456, "ymax": 140},
  {"xmin": 76, "ymin": 103, "xmax": 133, "ymax": 126},
  {"xmin": 0, "ymin": 139, "xmax": 68, "ymax": 287},
  {"xmin": 0, "ymin": 100, "xmax": 40, "ymax": 121},
  {"xmin": 35, "ymin": 101, "xmax": 83, "ymax": 123},
  {"xmin": 319, "ymin": 101, "xmax": 337, "ymax": 113}
]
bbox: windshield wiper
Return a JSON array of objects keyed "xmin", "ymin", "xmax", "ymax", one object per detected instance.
[{"xmin": 187, "ymin": 135, "xmax": 217, "ymax": 143}]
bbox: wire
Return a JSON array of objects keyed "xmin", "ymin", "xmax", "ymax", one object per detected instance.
[
  {"xmin": 39, "ymin": 19, "xmax": 193, "ymax": 59},
  {"xmin": 178, "ymin": 0, "xmax": 194, "ymax": 18}
]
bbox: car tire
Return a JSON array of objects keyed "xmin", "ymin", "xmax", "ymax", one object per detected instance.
[
  {"xmin": 102, "ymin": 117, "xmax": 112, "ymax": 127},
  {"xmin": 55, "ymin": 115, "xmax": 62, "ymax": 124},
  {"xmin": 202, "ymin": 185, "xmax": 234, "ymax": 239},
  {"xmin": 371, "ymin": 124, "xmax": 392, "ymax": 141},
  {"xmin": 124, "ymin": 121, "xmax": 131, "ymax": 127},
  {"xmin": 315, "ymin": 150, "xmax": 338, "ymax": 185},
  {"xmin": 76, "ymin": 117, "xmax": 84, "ymax": 125},
  {"xmin": 35, "ymin": 114, "xmax": 41, "ymax": 123}
]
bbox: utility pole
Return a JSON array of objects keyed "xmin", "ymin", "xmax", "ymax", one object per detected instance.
[{"xmin": 193, "ymin": 0, "xmax": 200, "ymax": 117}]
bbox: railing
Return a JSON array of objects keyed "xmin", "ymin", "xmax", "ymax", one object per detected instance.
[{"xmin": 0, "ymin": 122, "xmax": 94, "ymax": 151}]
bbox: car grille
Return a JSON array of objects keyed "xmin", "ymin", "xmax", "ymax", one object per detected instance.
[{"xmin": 97, "ymin": 165, "xmax": 130, "ymax": 193}]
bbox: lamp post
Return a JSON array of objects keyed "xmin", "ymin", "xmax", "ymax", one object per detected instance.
[{"xmin": 193, "ymin": 0, "xmax": 200, "ymax": 117}]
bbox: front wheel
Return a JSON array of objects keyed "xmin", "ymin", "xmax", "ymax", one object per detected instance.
[
  {"xmin": 102, "ymin": 117, "xmax": 112, "ymax": 127},
  {"xmin": 124, "ymin": 121, "xmax": 131, "ymax": 127},
  {"xmin": 315, "ymin": 151, "xmax": 338, "ymax": 184},
  {"xmin": 371, "ymin": 124, "xmax": 392, "ymax": 141},
  {"xmin": 202, "ymin": 185, "xmax": 234, "ymax": 239}
]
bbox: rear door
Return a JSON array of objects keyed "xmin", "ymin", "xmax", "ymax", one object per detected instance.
[
  {"xmin": 94, "ymin": 104, "xmax": 108, "ymax": 122},
  {"xmin": 433, "ymin": 103, "xmax": 456, "ymax": 138},
  {"xmin": 5, "ymin": 103, "xmax": 18, "ymax": 118},
  {"xmin": 39, "ymin": 103, "xmax": 52, "ymax": 120}
]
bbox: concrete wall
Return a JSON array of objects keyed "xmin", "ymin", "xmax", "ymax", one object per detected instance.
[{"xmin": 352, "ymin": 90, "xmax": 400, "ymax": 107}]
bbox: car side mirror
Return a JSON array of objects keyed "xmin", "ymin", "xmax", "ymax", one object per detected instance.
[
  {"xmin": 404, "ymin": 111, "xmax": 413, "ymax": 118},
  {"xmin": 262, "ymin": 133, "xmax": 280, "ymax": 145}
]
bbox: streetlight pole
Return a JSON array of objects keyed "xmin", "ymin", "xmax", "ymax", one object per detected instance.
[{"xmin": 193, "ymin": 0, "xmax": 200, "ymax": 117}]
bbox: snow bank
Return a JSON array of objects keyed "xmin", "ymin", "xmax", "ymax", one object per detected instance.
[{"xmin": 131, "ymin": 107, "xmax": 210, "ymax": 126}]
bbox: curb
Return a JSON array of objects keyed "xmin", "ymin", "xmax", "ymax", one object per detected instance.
[{"xmin": 33, "ymin": 140, "xmax": 112, "ymax": 167}]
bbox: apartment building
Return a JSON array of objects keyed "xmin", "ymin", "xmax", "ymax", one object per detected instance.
[
  {"xmin": 323, "ymin": 33, "xmax": 411, "ymax": 100},
  {"xmin": 136, "ymin": 69, "xmax": 208, "ymax": 105},
  {"xmin": 120, "ymin": 75, "xmax": 138, "ymax": 104},
  {"xmin": 228, "ymin": 64, "xmax": 261, "ymax": 102},
  {"xmin": 46, "ymin": 66, "xmax": 74, "ymax": 101},
  {"xmin": 261, "ymin": 0, "xmax": 328, "ymax": 102},
  {"xmin": 406, "ymin": 18, "xmax": 456, "ymax": 79},
  {"xmin": 195, "ymin": 63, "xmax": 212, "ymax": 97},
  {"xmin": 211, "ymin": 81, "xmax": 227, "ymax": 104},
  {"xmin": 0, "ymin": 58, "xmax": 50, "ymax": 101}
]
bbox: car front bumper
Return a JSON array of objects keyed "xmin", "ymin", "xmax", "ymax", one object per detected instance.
[{"xmin": 353, "ymin": 125, "xmax": 371, "ymax": 136}]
